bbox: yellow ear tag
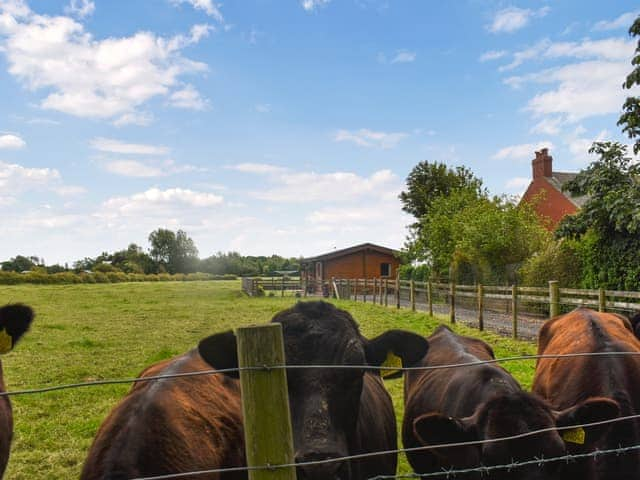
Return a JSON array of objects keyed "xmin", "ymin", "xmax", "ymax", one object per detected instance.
[
  {"xmin": 562, "ymin": 427, "xmax": 586, "ymax": 445},
  {"xmin": 0, "ymin": 329, "xmax": 12, "ymax": 354},
  {"xmin": 381, "ymin": 352, "xmax": 402, "ymax": 378}
]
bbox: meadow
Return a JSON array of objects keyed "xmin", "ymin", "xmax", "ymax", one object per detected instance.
[{"xmin": 0, "ymin": 281, "xmax": 537, "ymax": 479}]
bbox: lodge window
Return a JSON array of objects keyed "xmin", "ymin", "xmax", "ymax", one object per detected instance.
[{"xmin": 380, "ymin": 263, "xmax": 391, "ymax": 277}]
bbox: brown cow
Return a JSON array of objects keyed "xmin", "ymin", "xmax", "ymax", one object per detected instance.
[
  {"xmin": 403, "ymin": 325, "xmax": 619, "ymax": 480},
  {"xmin": 533, "ymin": 308, "xmax": 640, "ymax": 480},
  {"xmin": 81, "ymin": 301, "xmax": 429, "ymax": 480},
  {"xmin": 0, "ymin": 304, "xmax": 34, "ymax": 478}
]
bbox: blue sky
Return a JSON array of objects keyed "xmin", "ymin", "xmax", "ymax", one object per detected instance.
[{"xmin": 0, "ymin": 0, "xmax": 638, "ymax": 264}]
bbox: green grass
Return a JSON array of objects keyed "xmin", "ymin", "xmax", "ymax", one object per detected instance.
[{"xmin": 0, "ymin": 282, "xmax": 537, "ymax": 479}]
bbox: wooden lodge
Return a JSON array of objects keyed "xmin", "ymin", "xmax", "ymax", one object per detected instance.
[{"xmin": 300, "ymin": 243, "xmax": 400, "ymax": 286}]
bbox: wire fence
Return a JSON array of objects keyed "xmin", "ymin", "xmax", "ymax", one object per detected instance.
[{"xmin": 5, "ymin": 352, "xmax": 640, "ymax": 479}]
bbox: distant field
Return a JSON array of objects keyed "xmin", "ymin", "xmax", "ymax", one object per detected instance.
[{"xmin": 0, "ymin": 281, "xmax": 536, "ymax": 479}]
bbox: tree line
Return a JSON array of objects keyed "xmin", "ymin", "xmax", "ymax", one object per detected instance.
[{"xmin": 2, "ymin": 228, "xmax": 300, "ymax": 277}]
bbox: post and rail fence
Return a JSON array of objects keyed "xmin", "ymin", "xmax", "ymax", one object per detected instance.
[{"xmin": 332, "ymin": 276, "xmax": 640, "ymax": 340}]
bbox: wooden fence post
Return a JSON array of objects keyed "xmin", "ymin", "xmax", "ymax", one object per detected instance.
[
  {"xmin": 363, "ymin": 278, "xmax": 367, "ymax": 303},
  {"xmin": 599, "ymin": 286, "xmax": 606, "ymax": 312},
  {"xmin": 549, "ymin": 280, "xmax": 559, "ymax": 319},
  {"xmin": 427, "ymin": 281, "xmax": 433, "ymax": 317},
  {"xmin": 449, "ymin": 281, "xmax": 456, "ymax": 324},
  {"xmin": 395, "ymin": 273, "xmax": 401, "ymax": 309},
  {"xmin": 477, "ymin": 284, "xmax": 484, "ymax": 331},
  {"xmin": 281, "ymin": 276, "xmax": 285, "ymax": 297},
  {"xmin": 379, "ymin": 279, "xmax": 383, "ymax": 305},
  {"xmin": 236, "ymin": 324, "xmax": 296, "ymax": 480},
  {"xmin": 512, "ymin": 284, "xmax": 518, "ymax": 339},
  {"xmin": 410, "ymin": 279, "xmax": 416, "ymax": 312},
  {"xmin": 384, "ymin": 279, "xmax": 389, "ymax": 307},
  {"xmin": 373, "ymin": 278, "xmax": 377, "ymax": 304}
]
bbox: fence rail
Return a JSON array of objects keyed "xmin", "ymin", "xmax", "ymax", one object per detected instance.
[{"xmin": 333, "ymin": 277, "xmax": 640, "ymax": 340}]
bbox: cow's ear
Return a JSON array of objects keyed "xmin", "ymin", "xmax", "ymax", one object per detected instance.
[
  {"xmin": 198, "ymin": 330, "xmax": 239, "ymax": 378},
  {"xmin": 555, "ymin": 397, "xmax": 619, "ymax": 449},
  {"xmin": 413, "ymin": 413, "xmax": 480, "ymax": 467},
  {"xmin": 0, "ymin": 304, "xmax": 34, "ymax": 354},
  {"xmin": 365, "ymin": 330, "xmax": 428, "ymax": 377}
]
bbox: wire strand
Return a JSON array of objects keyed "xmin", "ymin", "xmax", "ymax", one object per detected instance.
[{"xmin": 4, "ymin": 351, "xmax": 640, "ymax": 397}]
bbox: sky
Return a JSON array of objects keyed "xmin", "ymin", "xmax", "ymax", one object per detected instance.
[{"xmin": 0, "ymin": 0, "xmax": 638, "ymax": 265}]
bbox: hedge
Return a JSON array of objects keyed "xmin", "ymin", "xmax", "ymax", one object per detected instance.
[{"xmin": 0, "ymin": 271, "xmax": 238, "ymax": 285}]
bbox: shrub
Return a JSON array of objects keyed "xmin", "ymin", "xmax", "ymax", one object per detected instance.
[{"xmin": 519, "ymin": 239, "xmax": 583, "ymax": 288}]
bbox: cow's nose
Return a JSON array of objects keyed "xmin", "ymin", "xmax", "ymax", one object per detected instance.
[{"xmin": 295, "ymin": 452, "xmax": 346, "ymax": 480}]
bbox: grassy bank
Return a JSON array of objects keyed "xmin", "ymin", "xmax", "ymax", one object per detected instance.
[{"xmin": 0, "ymin": 281, "xmax": 536, "ymax": 478}]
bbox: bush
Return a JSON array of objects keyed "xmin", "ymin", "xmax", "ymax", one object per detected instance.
[
  {"xmin": 519, "ymin": 239, "xmax": 583, "ymax": 288},
  {"xmin": 0, "ymin": 270, "xmax": 237, "ymax": 285}
]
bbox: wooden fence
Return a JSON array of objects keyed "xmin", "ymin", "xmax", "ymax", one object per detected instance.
[
  {"xmin": 241, "ymin": 277, "xmax": 303, "ymax": 297},
  {"xmin": 333, "ymin": 277, "xmax": 640, "ymax": 339}
]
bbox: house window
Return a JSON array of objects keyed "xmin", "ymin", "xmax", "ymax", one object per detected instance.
[{"xmin": 380, "ymin": 263, "xmax": 391, "ymax": 277}]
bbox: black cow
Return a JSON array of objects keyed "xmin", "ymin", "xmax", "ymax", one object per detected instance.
[
  {"xmin": 403, "ymin": 325, "xmax": 619, "ymax": 480},
  {"xmin": 0, "ymin": 304, "xmax": 34, "ymax": 478},
  {"xmin": 82, "ymin": 301, "xmax": 428, "ymax": 480}
]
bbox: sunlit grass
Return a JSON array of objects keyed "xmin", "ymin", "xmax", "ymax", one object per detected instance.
[{"xmin": 0, "ymin": 282, "xmax": 536, "ymax": 478}]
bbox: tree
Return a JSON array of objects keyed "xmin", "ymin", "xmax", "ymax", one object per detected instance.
[
  {"xmin": 618, "ymin": 15, "xmax": 640, "ymax": 154},
  {"xmin": 148, "ymin": 228, "xmax": 199, "ymax": 274},
  {"xmin": 399, "ymin": 162, "xmax": 484, "ymax": 220},
  {"xmin": 556, "ymin": 142, "xmax": 640, "ymax": 289},
  {"xmin": 1, "ymin": 255, "xmax": 39, "ymax": 272}
]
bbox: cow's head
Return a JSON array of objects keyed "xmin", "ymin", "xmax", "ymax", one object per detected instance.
[
  {"xmin": 0, "ymin": 304, "xmax": 34, "ymax": 355},
  {"xmin": 412, "ymin": 391, "xmax": 619, "ymax": 479},
  {"xmin": 199, "ymin": 301, "xmax": 429, "ymax": 480}
]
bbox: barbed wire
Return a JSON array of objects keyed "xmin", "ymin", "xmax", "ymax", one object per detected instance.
[
  {"xmin": 367, "ymin": 445, "xmax": 640, "ymax": 479},
  {"xmin": 4, "ymin": 351, "xmax": 640, "ymax": 397},
  {"xmin": 120, "ymin": 413, "xmax": 640, "ymax": 480}
]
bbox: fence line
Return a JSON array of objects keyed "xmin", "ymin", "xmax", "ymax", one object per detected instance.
[
  {"xmin": 333, "ymin": 277, "xmax": 640, "ymax": 340},
  {"xmin": 125, "ymin": 413, "xmax": 640, "ymax": 480},
  {"xmin": 5, "ymin": 351, "xmax": 640, "ymax": 397}
]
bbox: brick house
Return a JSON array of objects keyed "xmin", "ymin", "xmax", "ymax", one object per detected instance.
[
  {"xmin": 300, "ymin": 243, "xmax": 400, "ymax": 283},
  {"xmin": 520, "ymin": 148, "xmax": 587, "ymax": 230}
]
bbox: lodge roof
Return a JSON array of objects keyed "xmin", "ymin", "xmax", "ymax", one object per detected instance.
[{"xmin": 301, "ymin": 243, "xmax": 399, "ymax": 263}]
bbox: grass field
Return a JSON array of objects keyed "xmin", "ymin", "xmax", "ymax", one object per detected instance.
[{"xmin": 0, "ymin": 281, "xmax": 537, "ymax": 479}]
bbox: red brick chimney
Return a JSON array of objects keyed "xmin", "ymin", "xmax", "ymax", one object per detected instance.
[{"xmin": 532, "ymin": 148, "xmax": 552, "ymax": 179}]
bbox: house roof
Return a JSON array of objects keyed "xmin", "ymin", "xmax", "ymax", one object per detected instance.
[
  {"xmin": 546, "ymin": 171, "xmax": 589, "ymax": 208},
  {"xmin": 301, "ymin": 243, "xmax": 399, "ymax": 263}
]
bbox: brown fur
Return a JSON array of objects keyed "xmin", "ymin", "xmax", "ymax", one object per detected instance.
[
  {"xmin": 533, "ymin": 308, "xmax": 640, "ymax": 480},
  {"xmin": 81, "ymin": 350, "xmax": 245, "ymax": 480}
]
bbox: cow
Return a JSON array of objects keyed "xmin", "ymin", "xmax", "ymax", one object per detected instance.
[
  {"xmin": 629, "ymin": 311, "xmax": 640, "ymax": 339},
  {"xmin": 81, "ymin": 301, "xmax": 429, "ymax": 480},
  {"xmin": 403, "ymin": 325, "xmax": 619, "ymax": 480},
  {"xmin": 533, "ymin": 308, "xmax": 640, "ymax": 480},
  {"xmin": 0, "ymin": 303, "xmax": 34, "ymax": 478}
]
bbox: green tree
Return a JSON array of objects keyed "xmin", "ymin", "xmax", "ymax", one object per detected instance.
[
  {"xmin": 148, "ymin": 229, "xmax": 199, "ymax": 274},
  {"xmin": 556, "ymin": 142, "xmax": 640, "ymax": 289},
  {"xmin": 618, "ymin": 15, "xmax": 640, "ymax": 154},
  {"xmin": 399, "ymin": 161, "xmax": 484, "ymax": 220},
  {"xmin": 1, "ymin": 255, "xmax": 40, "ymax": 272}
]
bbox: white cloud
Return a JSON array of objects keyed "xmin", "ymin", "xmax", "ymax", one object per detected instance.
[
  {"xmin": 252, "ymin": 169, "xmax": 400, "ymax": 203},
  {"xmin": 64, "ymin": 0, "xmax": 95, "ymax": 19},
  {"xmin": 170, "ymin": 0, "xmax": 224, "ymax": 23},
  {"xmin": 479, "ymin": 50, "xmax": 507, "ymax": 62},
  {"xmin": 102, "ymin": 158, "xmax": 202, "ymax": 177},
  {"xmin": 103, "ymin": 160, "xmax": 164, "ymax": 178},
  {"xmin": 530, "ymin": 117, "xmax": 563, "ymax": 135},
  {"xmin": 492, "ymin": 141, "xmax": 555, "ymax": 161},
  {"xmin": 391, "ymin": 50, "xmax": 416, "ymax": 64},
  {"xmin": 593, "ymin": 11, "xmax": 639, "ymax": 31},
  {"xmin": 52, "ymin": 185, "xmax": 86, "ymax": 196},
  {"xmin": 0, "ymin": 160, "xmax": 60, "ymax": 189},
  {"xmin": 0, "ymin": 2, "xmax": 210, "ymax": 121},
  {"xmin": 488, "ymin": 6, "xmax": 550, "ymax": 34},
  {"xmin": 90, "ymin": 137, "xmax": 170, "ymax": 156},
  {"xmin": 112, "ymin": 112, "xmax": 154, "ymax": 127},
  {"xmin": 169, "ymin": 84, "xmax": 208, "ymax": 110},
  {"xmin": 334, "ymin": 128, "xmax": 408, "ymax": 149},
  {"xmin": 227, "ymin": 163, "xmax": 287, "ymax": 175},
  {"xmin": 0, "ymin": 133, "xmax": 26, "ymax": 149},
  {"xmin": 564, "ymin": 127, "xmax": 610, "ymax": 164},
  {"xmin": 301, "ymin": 0, "xmax": 330, "ymax": 12}
]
